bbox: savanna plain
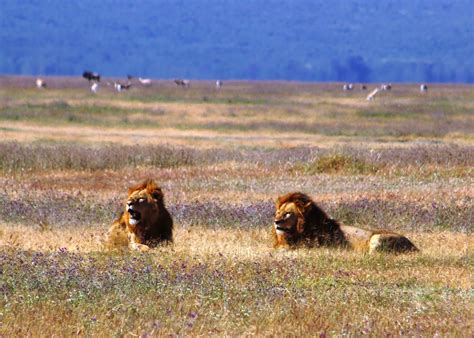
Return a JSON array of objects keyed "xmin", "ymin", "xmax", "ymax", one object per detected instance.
[{"xmin": 0, "ymin": 77, "xmax": 473, "ymax": 336}]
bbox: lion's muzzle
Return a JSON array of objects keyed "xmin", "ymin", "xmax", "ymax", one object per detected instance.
[
  {"xmin": 127, "ymin": 204, "xmax": 142, "ymax": 225},
  {"xmin": 274, "ymin": 219, "xmax": 292, "ymax": 234}
]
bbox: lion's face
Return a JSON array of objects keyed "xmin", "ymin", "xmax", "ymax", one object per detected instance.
[
  {"xmin": 126, "ymin": 187, "xmax": 161, "ymax": 227},
  {"xmin": 274, "ymin": 202, "xmax": 303, "ymax": 237}
]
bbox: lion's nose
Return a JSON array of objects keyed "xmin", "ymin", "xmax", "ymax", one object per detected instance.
[{"xmin": 274, "ymin": 219, "xmax": 284, "ymax": 225}]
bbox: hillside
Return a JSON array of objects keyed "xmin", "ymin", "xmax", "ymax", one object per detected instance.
[{"xmin": 1, "ymin": 0, "xmax": 473, "ymax": 82}]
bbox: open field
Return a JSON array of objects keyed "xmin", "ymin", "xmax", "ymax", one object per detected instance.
[{"xmin": 0, "ymin": 76, "xmax": 473, "ymax": 336}]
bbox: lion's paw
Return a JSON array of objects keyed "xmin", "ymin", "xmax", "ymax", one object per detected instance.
[{"xmin": 130, "ymin": 242, "xmax": 151, "ymax": 252}]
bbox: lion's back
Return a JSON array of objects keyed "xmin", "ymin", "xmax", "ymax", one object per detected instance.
[
  {"xmin": 146, "ymin": 207, "xmax": 173, "ymax": 244},
  {"xmin": 107, "ymin": 215, "xmax": 129, "ymax": 248}
]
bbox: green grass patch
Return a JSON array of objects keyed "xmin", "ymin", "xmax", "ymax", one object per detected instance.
[
  {"xmin": 0, "ymin": 100, "xmax": 279, "ymax": 129},
  {"xmin": 356, "ymin": 110, "xmax": 402, "ymax": 119},
  {"xmin": 127, "ymin": 93, "xmax": 272, "ymax": 105},
  {"xmin": 0, "ymin": 102, "xmax": 148, "ymax": 126}
]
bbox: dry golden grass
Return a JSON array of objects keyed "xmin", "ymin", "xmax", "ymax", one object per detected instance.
[
  {"xmin": 1, "ymin": 224, "xmax": 472, "ymax": 336},
  {"xmin": 0, "ymin": 78, "xmax": 473, "ymax": 336},
  {"xmin": 1, "ymin": 223, "xmax": 472, "ymax": 262}
]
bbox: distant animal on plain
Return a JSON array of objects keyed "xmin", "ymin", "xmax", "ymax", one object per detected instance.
[
  {"xmin": 360, "ymin": 85, "xmax": 367, "ymax": 90},
  {"xmin": 381, "ymin": 83, "xmax": 392, "ymax": 91},
  {"xmin": 420, "ymin": 84, "xmax": 428, "ymax": 92},
  {"xmin": 35, "ymin": 78, "xmax": 46, "ymax": 88},
  {"xmin": 90, "ymin": 82, "xmax": 99, "ymax": 93},
  {"xmin": 216, "ymin": 80, "xmax": 222, "ymax": 89},
  {"xmin": 138, "ymin": 77, "xmax": 152, "ymax": 86},
  {"xmin": 114, "ymin": 82, "xmax": 132, "ymax": 92},
  {"xmin": 82, "ymin": 71, "xmax": 100, "ymax": 82},
  {"xmin": 366, "ymin": 88, "xmax": 380, "ymax": 101},
  {"xmin": 343, "ymin": 83, "xmax": 353, "ymax": 91},
  {"xmin": 174, "ymin": 79, "xmax": 190, "ymax": 88}
]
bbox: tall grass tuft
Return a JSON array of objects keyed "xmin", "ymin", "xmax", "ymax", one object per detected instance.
[{"xmin": 0, "ymin": 142, "xmax": 196, "ymax": 173}]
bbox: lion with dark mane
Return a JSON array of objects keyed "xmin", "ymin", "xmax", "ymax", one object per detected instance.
[
  {"xmin": 273, "ymin": 192, "xmax": 418, "ymax": 253},
  {"xmin": 107, "ymin": 179, "xmax": 173, "ymax": 251}
]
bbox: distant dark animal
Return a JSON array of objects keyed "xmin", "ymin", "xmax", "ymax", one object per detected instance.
[
  {"xmin": 343, "ymin": 83, "xmax": 353, "ymax": 91},
  {"xmin": 82, "ymin": 71, "xmax": 101, "ymax": 82},
  {"xmin": 420, "ymin": 84, "xmax": 428, "ymax": 92},
  {"xmin": 361, "ymin": 85, "xmax": 367, "ymax": 90},
  {"xmin": 381, "ymin": 83, "xmax": 392, "ymax": 91},
  {"xmin": 114, "ymin": 82, "xmax": 132, "ymax": 92},
  {"xmin": 174, "ymin": 79, "xmax": 190, "ymax": 88},
  {"xmin": 35, "ymin": 78, "xmax": 46, "ymax": 88}
]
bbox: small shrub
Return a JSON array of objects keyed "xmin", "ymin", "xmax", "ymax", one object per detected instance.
[
  {"xmin": 298, "ymin": 154, "xmax": 380, "ymax": 175},
  {"xmin": 51, "ymin": 100, "xmax": 71, "ymax": 109}
]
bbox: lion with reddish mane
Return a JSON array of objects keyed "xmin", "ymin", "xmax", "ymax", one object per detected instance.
[
  {"xmin": 273, "ymin": 192, "xmax": 418, "ymax": 253},
  {"xmin": 107, "ymin": 179, "xmax": 173, "ymax": 251}
]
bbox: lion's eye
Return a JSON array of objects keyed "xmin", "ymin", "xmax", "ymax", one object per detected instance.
[
  {"xmin": 138, "ymin": 198, "xmax": 145, "ymax": 203},
  {"xmin": 284, "ymin": 212, "xmax": 291, "ymax": 219}
]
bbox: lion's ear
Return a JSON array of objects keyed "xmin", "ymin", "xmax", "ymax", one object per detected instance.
[
  {"xmin": 127, "ymin": 187, "xmax": 136, "ymax": 196},
  {"xmin": 296, "ymin": 218, "xmax": 305, "ymax": 234},
  {"xmin": 149, "ymin": 187, "xmax": 163, "ymax": 202},
  {"xmin": 276, "ymin": 193, "xmax": 291, "ymax": 209},
  {"xmin": 294, "ymin": 200, "xmax": 312, "ymax": 216},
  {"xmin": 275, "ymin": 197, "xmax": 283, "ymax": 209}
]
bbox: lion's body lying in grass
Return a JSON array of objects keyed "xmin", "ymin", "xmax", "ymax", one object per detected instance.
[
  {"xmin": 107, "ymin": 179, "xmax": 173, "ymax": 251},
  {"xmin": 273, "ymin": 192, "xmax": 418, "ymax": 253}
]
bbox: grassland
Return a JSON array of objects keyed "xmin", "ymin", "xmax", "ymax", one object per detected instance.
[{"xmin": 0, "ymin": 76, "xmax": 473, "ymax": 336}]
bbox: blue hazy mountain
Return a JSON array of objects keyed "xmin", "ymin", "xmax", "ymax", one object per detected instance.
[{"xmin": 1, "ymin": 0, "xmax": 473, "ymax": 82}]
